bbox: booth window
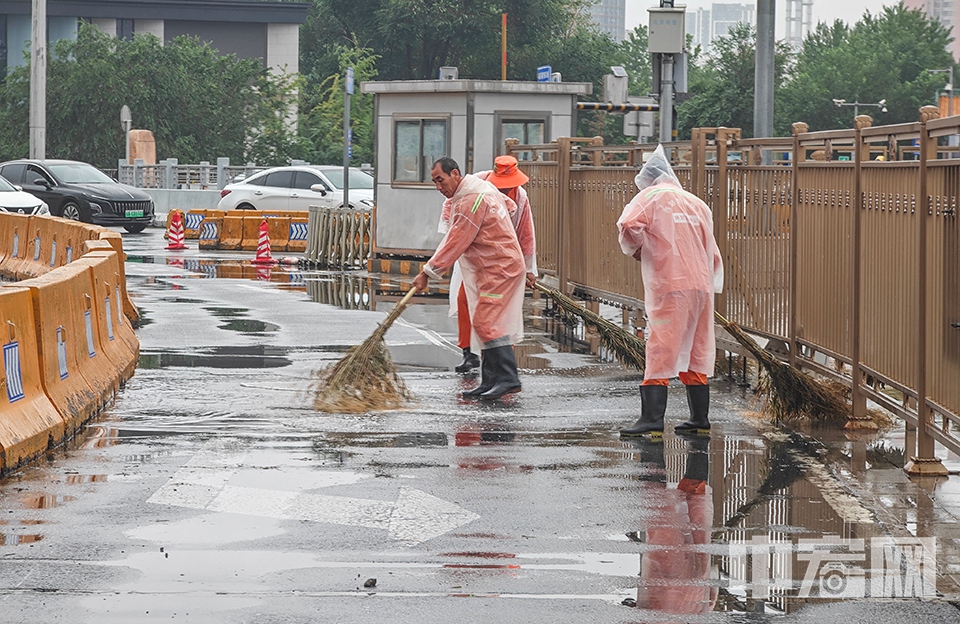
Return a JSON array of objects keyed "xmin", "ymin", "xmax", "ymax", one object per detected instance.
[
  {"xmin": 394, "ymin": 118, "xmax": 448, "ymax": 183},
  {"xmin": 502, "ymin": 120, "xmax": 544, "ymax": 149}
]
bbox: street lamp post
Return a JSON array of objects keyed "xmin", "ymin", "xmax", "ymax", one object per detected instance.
[
  {"xmin": 832, "ymin": 98, "xmax": 888, "ymax": 121},
  {"xmin": 928, "ymin": 68, "xmax": 954, "ymax": 117}
]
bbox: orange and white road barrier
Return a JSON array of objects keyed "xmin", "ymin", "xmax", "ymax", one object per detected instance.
[
  {"xmin": 252, "ymin": 219, "xmax": 276, "ymax": 265},
  {"xmin": 165, "ymin": 211, "xmax": 188, "ymax": 250}
]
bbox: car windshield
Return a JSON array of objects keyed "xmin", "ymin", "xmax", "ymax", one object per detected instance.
[
  {"xmin": 48, "ymin": 163, "xmax": 115, "ymax": 184},
  {"xmin": 0, "ymin": 176, "xmax": 16, "ymax": 192},
  {"xmin": 319, "ymin": 169, "xmax": 374, "ymax": 191}
]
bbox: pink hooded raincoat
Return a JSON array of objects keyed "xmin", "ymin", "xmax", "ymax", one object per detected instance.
[
  {"xmin": 440, "ymin": 171, "xmax": 537, "ymax": 318},
  {"xmin": 616, "ymin": 145, "xmax": 724, "ymax": 381},
  {"xmin": 426, "ymin": 174, "xmax": 525, "ymax": 349}
]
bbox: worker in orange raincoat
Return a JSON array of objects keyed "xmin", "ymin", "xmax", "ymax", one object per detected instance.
[
  {"xmin": 440, "ymin": 155, "xmax": 538, "ymax": 374},
  {"xmin": 413, "ymin": 157, "xmax": 526, "ymax": 400},
  {"xmin": 616, "ymin": 145, "xmax": 724, "ymax": 437}
]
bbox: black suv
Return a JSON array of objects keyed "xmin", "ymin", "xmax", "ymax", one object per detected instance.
[{"xmin": 0, "ymin": 159, "xmax": 155, "ymax": 233}]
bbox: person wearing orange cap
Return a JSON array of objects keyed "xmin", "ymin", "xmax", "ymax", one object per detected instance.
[
  {"xmin": 442, "ymin": 155, "xmax": 538, "ymax": 374},
  {"xmin": 414, "ymin": 157, "xmax": 526, "ymax": 400}
]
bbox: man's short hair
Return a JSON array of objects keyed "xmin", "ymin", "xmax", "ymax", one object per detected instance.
[{"xmin": 433, "ymin": 157, "xmax": 460, "ymax": 175}]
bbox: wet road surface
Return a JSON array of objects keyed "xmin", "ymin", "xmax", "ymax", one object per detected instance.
[{"xmin": 2, "ymin": 229, "xmax": 960, "ymax": 623}]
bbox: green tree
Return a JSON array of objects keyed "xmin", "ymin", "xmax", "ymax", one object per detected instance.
[
  {"xmin": 301, "ymin": 46, "xmax": 379, "ymax": 165},
  {"xmin": 0, "ymin": 23, "xmax": 305, "ymax": 168},
  {"xmin": 676, "ymin": 23, "xmax": 794, "ymax": 139},
  {"xmin": 779, "ymin": 5, "xmax": 956, "ymax": 132},
  {"xmin": 301, "ymin": 0, "xmax": 614, "ymax": 83}
]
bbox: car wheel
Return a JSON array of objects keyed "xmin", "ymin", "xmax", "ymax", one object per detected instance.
[
  {"xmin": 237, "ymin": 202, "xmax": 256, "ymax": 210},
  {"xmin": 124, "ymin": 224, "xmax": 147, "ymax": 234},
  {"xmin": 60, "ymin": 201, "xmax": 82, "ymax": 221}
]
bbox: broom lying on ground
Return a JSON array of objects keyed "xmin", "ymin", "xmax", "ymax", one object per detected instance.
[
  {"xmin": 312, "ymin": 286, "xmax": 418, "ymax": 413},
  {"xmin": 713, "ymin": 311, "xmax": 849, "ymax": 423},
  {"xmin": 533, "ymin": 282, "xmax": 646, "ymax": 371}
]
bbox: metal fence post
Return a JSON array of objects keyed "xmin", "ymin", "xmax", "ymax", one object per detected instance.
[
  {"xmin": 556, "ymin": 137, "xmax": 573, "ymax": 294},
  {"xmin": 216, "ymin": 157, "xmax": 229, "ymax": 190},
  {"xmin": 165, "ymin": 158, "xmax": 177, "ymax": 189},
  {"xmin": 133, "ymin": 158, "xmax": 144, "ymax": 188},
  {"xmin": 845, "ymin": 115, "xmax": 876, "ymax": 430},
  {"xmin": 789, "ymin": 123, "xmax": 807, "ymax": 370},
  {"xmin": 905, "ymin": 106, "xmax": 948, "ymax": 476}
]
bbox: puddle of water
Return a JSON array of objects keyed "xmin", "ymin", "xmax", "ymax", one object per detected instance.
[
  {"xmin": 0, "ymin": 533, "xmax": 43, "ymax": 545},
  {"xmin": 19, "ymin": 493, "xmax": 76, "ymax": 509},
  {"xmin": 440, "ymin": 552, "xmax": 517, "ymax": 559},
  {"xmin": 220, "ymin": 318, "xmax": 280, "ymax": 333},
  {"xmin": 138, "ymin": 346, "xmax": 293, "ymax": 369},
  {"xmin": 64, "ymin": 474, "xmax": 108, "ymax": 484},
  {"xmin": 204, "ymin": 306, "xmax": 249, "ymax": 318}
]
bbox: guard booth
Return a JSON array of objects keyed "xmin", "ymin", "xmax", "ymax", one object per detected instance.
[{"xmin": 361, "ymin": 78, "xmax": 592, "ymax": 257}]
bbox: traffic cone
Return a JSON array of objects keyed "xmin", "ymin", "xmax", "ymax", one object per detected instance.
[
  {"xmin": 252, "ymin": 219, "xmax": 276, "ymax": 265},
  {"xmin": 165, "ymin": 211, "xmax": 188, "ymax": 250}
]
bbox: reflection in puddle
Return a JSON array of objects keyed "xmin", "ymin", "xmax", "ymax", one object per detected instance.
[
  {"xmin": 220, "ymin": 318, "xmax": 280, "ymax": 333},
  {"xmin": 0, "ymin": 533, "xmax": 43, "ymax": 546},
  {"xmin": 20, "ymin": 494, "xmax": 76, "ymax": 509},
  {"xmin": 65, "ymin": 474, "xmax": 108, "ymax": 484},
  {"xmin": 138, "ymin": 346, "xmax": 293, "ymax": 369}
]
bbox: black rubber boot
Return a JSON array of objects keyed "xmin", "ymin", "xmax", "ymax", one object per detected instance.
[
  {"xmin": 674, "ymin": 384, "xmax": 711, "ymax": 436},
  {"xmin": 454, "ymin": 347, "xmax": 480, "ymax": 373},
  {"xmin": 619, "ymin": 385, "xmax": 668, "ymax": 438},
  {"xmin": 459, "ymin": 350, "xmax": 495, "ymax": 399},
  {"xmin": 479, "ymin": 346, "xmax": 522, "ymax": 400}
]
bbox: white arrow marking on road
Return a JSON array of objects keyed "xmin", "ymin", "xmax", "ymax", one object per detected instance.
[{"xmin": 147, "ymin": 445, "xmax": 479, "ymax": 544}]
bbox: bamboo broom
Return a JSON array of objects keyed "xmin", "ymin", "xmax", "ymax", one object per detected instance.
[
  {"xmin": 311, "ymin": 287, "xmax": 418, "ymax": 413},
  {"xmin": 533, "ymin": 282, "xmax": 645, "ymax": 370},
  {"xmin": 714, "ymin": 311, "xmax": 849, "ymax": 423},
  {"xmin": 535, "ymin": 282, "xmax": 848, "ymax": 422}
]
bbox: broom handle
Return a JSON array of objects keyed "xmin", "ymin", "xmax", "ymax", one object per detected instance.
[
  {"xmin": 714, "ymin": 310, "xmax": 731, "ymax": 327},
  {"xmin": 379, "ymin": 286, "xmax": 419, "ymax": 329}
]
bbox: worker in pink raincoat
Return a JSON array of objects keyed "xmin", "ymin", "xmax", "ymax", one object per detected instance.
[
  {"xmin": 616, "ymin": 145, "xmax": 724, "ymax": 437},
  {"xmin": 441, "ymin": 155, "xmax": 538, "ymax": 374},
  {"xmin": 413, "ymin": 157, "xmax": 526, "ymax": 400},
  {"xmin": 634, "ymin": 437, "xmax": 718, "ymax": 618}
]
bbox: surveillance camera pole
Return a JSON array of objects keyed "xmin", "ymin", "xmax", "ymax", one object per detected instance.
[
  {"xmin": 658, "ymin": 53, "xmax": 674, "ymax": 145},
  {"xmin": 832, "ymin": 98, "xmax": 887, "ymax": 121}
]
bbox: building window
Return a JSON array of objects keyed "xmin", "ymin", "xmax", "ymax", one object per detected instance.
[
  {"xmin": 118, "ymin": 19, "xmax": 134, "ymax": 41},
  {"xmin": 393, "ymin": 118, "xmax": 447, "ymax": 183},
  {"xmin": 501, "ymin": 119, "xmax": 546, "ymax": 158}
]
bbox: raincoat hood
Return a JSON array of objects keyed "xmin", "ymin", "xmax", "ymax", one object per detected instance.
[{"xmin": 635, "ymin": 144, "xmax": 681, "ymax": 192}]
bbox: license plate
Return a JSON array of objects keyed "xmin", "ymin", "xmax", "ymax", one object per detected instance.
[{"xmin": 125, "ymin": 209, "xmax": 144, "ymax": 218}]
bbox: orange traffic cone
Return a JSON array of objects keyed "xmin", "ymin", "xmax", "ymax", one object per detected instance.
[
  {"xmin": 165, "ymin": 211, "xmax": 188, "ymax": 250},
  {"xmin": 252, "ymin": 219, "xmax": 276, "ymax": 265}
]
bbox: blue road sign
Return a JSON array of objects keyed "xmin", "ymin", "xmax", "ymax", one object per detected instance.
[{"xmin": 537, "ymin": 65, "xmax": 552, "ymax": 82}]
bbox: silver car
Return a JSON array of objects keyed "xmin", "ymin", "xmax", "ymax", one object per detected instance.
[
  {"xmin": 217, "ymin": 165, "xmax": 374, "ymax": 211},
  {"xmin": 0, "ymin": 175, "xmax": 49, "ymax": 215}
]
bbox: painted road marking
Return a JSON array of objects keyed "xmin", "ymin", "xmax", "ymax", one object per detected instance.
[{"xmin": 147, "ymin": 442, "xmax": 479, "ymax": 544}]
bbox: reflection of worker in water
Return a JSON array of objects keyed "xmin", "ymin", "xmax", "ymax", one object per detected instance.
[
  {"xmin": 442, "ymin": 155, "xmax": 538, "ymax": 375},
  {"xmin": 455, "ymin": 423, "xmax": 517, "ymax": 471},
  {"xmin": 413, "ymin": 157, "xmax": 526, "ymax": 400},
  {"xmin": 616, "ymin": 145, "xmax": 724, "ymax": 437},
  {"xmin": 635, "ymin": 436, "xmax": 718, "ymax": 617}
]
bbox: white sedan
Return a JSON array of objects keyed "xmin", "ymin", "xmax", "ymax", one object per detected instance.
[
  {"xmin": 217, "ymin": 165, "xmax": 374, "ymax": 211},
  {"xmin": 0, "ymin": 175, "xmax": 49, "ymax": 215}
]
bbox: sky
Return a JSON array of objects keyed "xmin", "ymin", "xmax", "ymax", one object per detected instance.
[{"xmin": 625, "ymin": 1, "xmax": 896, "ymax": 39}]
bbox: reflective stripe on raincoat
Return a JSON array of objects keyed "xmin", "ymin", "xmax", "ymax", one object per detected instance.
[
  {"xmin": 617, "ymin": 181, "xmax": 724, "ymax": 380},
  {"xmin": 426, "ymin": 174, "xmax": 525, "ymax": 349}
]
